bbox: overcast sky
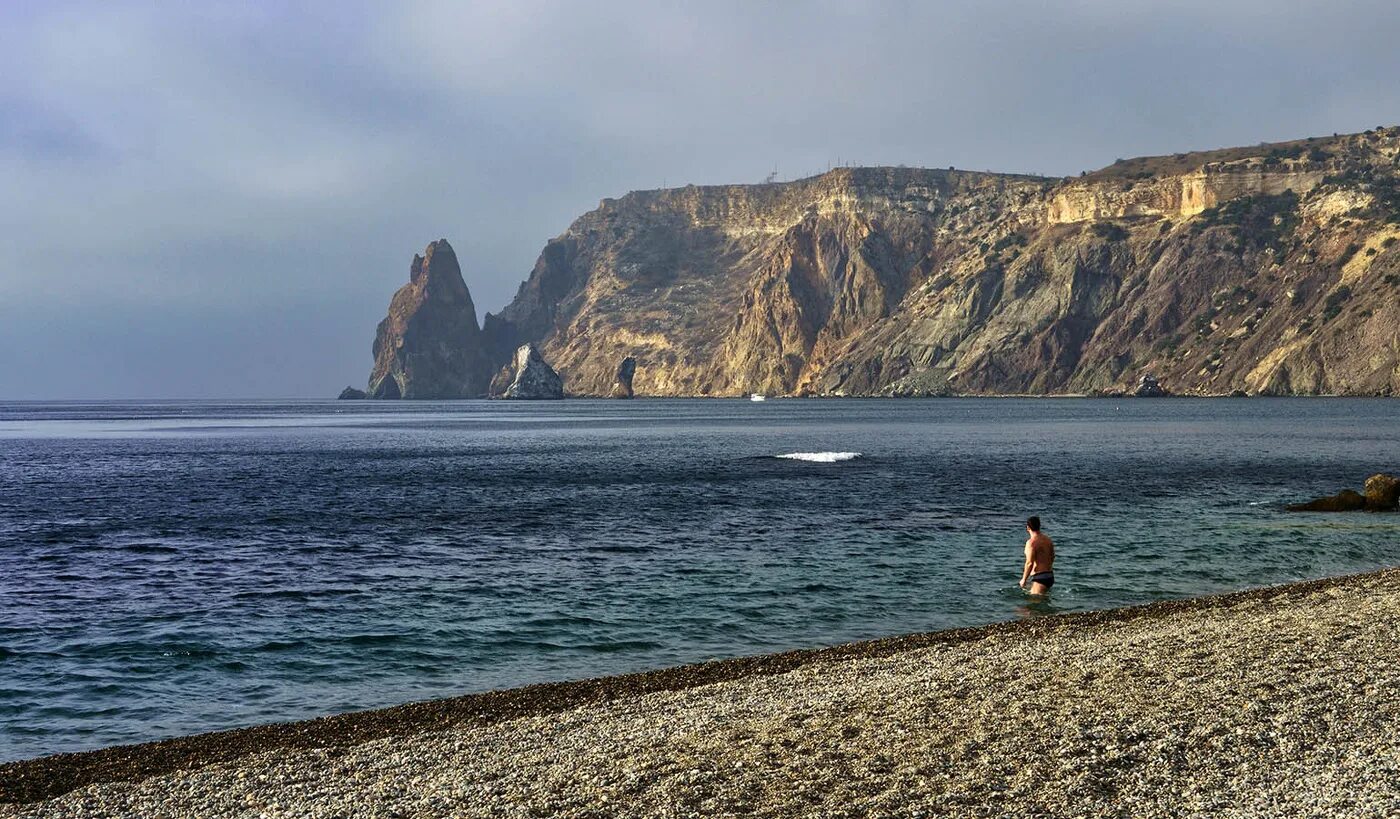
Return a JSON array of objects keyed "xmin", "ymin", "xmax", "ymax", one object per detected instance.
[{"xmin": 3, "ymin": 1, "xmax": 1398, "ymax": 398}]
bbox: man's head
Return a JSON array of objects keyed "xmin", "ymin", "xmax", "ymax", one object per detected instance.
[{"xmin": 1026, "ymin": 516, "xmax": 1041, "ymax": 533}]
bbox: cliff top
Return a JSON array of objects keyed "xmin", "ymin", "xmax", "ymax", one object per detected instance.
[
  {"xmin": 1082, "ymin": 126, "xmax": 1398, "ymax": 181},
  {"xmin": 590, "ymin": 126, "xmax": 1398, "ymax": 213},
  {"xmin": 603, "ymin": 165, "xmax": 1051, "ymax": 209}
]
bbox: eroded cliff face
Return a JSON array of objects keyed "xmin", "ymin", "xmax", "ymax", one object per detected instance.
[
  {"xmin": 368, "ymin": 239, "xmax": 492, "ymax": 398},
  {"xmin": 369, "ymin": 129, "xmax": 1400, "ymax": 398},
  {"xmin": 475, "ymin": 128, "xmax": 1400, "ymax": 397}
]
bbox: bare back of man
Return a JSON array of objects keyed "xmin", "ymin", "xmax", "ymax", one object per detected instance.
[{"xmin": 1020, "ymin": 516, "xmax": 1055, "ymax": 595}]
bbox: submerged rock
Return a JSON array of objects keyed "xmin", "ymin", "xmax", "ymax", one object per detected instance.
[
  {"xmin": 1287, "ymin": 490, "xmax": 1367, "ymax": 512},
  {"xmin": 1363, "ymin": 473, "xmax": 1400, "ymax": 511},
  {"xmin": 337, "ymin": 386, "xmax": 368, "ymax": 400},
  {"xmin": 503, "ymin": 344, "xmax": 564, "ymax": 399},
  {"xmin": 611, "ymin": 356, "xmax": 637, "ymax": 398},
  {"xmin": 1134, "ymin": 374, "xmax": 1168, "ymax": 397}
]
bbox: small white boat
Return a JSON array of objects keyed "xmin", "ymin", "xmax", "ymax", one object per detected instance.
[{"xmin": 750, "ymin": 393, "xmax": 766, "ymax": 402}]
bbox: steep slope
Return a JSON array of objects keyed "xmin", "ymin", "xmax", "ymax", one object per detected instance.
[
  {"xmin": 480, "ymin": 128, "xmax": 1400, "ymax": 397},
  {"xmin": 368, "ymin": 239, "xmax": 493, "ymax": 398}
]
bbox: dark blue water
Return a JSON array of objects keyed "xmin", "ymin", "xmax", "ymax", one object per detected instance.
[{"xmin": 2, "ymin": 398, "xmax": 1398, "ymax": 762}]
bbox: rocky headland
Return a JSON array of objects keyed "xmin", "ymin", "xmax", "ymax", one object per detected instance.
[{"xmin": 359, "ymin": 128, "xmax": 1400, "ymax": 398}]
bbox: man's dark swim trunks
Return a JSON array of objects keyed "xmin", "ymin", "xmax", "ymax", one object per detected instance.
[{"xmin": 1028, "ymin": 571, "xmax": 1054, "ymax": 589}]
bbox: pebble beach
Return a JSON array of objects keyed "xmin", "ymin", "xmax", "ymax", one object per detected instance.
[{"xmin": 3, "ymin": 568, "xmax": 1398, "ymax": 818}]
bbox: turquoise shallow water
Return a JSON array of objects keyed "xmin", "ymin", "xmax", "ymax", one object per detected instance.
[{"xmin": 1, "ymin": 398, "xmax": 1397, "ymax": 761}]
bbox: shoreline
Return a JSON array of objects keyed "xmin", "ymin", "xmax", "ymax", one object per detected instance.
[{"xmin": 3, "ymin": 566, "xmax": 1397, "ymax": 809}]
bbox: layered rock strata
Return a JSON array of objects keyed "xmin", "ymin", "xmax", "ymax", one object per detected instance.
[
  {"xmin": 482, "ymin": 129, "xmax": 1400, "ymax": 396},
  {"xmin": 368, "ymin": 128, "xmax": 1400, "ymax": 397}
]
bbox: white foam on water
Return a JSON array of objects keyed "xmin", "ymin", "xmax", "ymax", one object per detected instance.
[{"xmin": 775, "ymin": 451, "xmax": 863, "ymax": 462}]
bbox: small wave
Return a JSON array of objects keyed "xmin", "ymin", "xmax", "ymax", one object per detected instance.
[
  {"xmin": 775, "ymin": 451, "xmax": 862, "ymax": 463},
  {"xmin": 118, "ymin": 544, "xmax": 181, "ymax": 555},
  {"xmin": 585, "ymin": 544, "xmax": 654, "ymax": 554},
  {"xmin": 343, "ymin": 634, "xmax": 401, "ymax": 646},
  {"xmin": 579, "ymin": 640, "xmax": 663, "ymax": 653},
  {"xmin": 254, "ymin": 640, "xmax": 305, "ymax": 652}
]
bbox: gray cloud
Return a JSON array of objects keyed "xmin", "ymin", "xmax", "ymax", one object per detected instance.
[{"xmin": 2, "ymin": 0, "xmax": 1398, "ymax": 397}]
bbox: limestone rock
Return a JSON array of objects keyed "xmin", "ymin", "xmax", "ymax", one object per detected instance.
[
  {"xmin": 1287, "ymin": 489, "xmax": 1367, "ymax": 512},
  {"xmin": 502, "ymin": 344, "xmax": 564, "ymax": 400},
  {"xmin": 337, "ymin": 386, "xmax": 367, "ymax": 400},
  {"xmin": 1134, "ymin": 375, "xmax": 1168, "ymax": 397},
  {"xmin": 611, "ymin": 357, "xmax": 637, "ymax": 398},
  {"xmin": 1363, "ymin": 473, "xmax": 1400, "ymax": 511},
  {"xmin": 376, "ymin": 128, "xmax": 1400, "ymax": 397}
]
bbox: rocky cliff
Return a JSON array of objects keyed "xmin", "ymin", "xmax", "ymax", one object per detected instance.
[
  {"xmin": 370, "ymin": 128, "xmax": 1400, "ymax": 397},
  {"xmin": 368, "ymin": 239, "xmax": 492, "ymax": 398}
]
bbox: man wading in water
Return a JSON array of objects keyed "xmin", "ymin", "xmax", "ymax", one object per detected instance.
[{"xmin": 1019, "ymin": 516, "xmax": 1055, "ymax": 595}]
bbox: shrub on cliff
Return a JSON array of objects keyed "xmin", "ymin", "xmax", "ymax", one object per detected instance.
[
  {"xmin": 1091, "ymin": 222, "xmax": 1128, "ymax": 242},
  {"xmin": 1193, "ymin": 190, "xmax": 1299, "ymax": 252},
  {"xmin": 1323, "ymin": 287, "xmax": 1353, "ymax": 321}
]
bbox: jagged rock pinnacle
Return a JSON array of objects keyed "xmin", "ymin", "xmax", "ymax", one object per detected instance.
[{"xmin": 368, "ymin": 239, "xmax": 492, "ymax": 399}]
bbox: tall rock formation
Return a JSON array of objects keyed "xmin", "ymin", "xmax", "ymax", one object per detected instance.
[
  {"xmin": 379, "ymin": 127, "xmax": 1400, "ymax": 397},
  {"xmin": 612, "ymin": 356, "xmax": 637, "ymax": 398},
  {"xmin": 368, "ymin": 239, "xmax": 492, "ymax": 399},
  {"xmin": 501, "ymin": 344, "xmax": 564, "ymax": 399}
]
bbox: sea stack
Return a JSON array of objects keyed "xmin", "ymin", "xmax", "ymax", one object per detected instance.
[
  {"xmin": 502, "ymin": 344, "xmax": 565, "ymax": 399},
  {"xmin": 611, "ymin": 356, "xmax": 637, "ymax": 398},
  {"xmin": 367, "ymin": 239, "xmax": 492, "ymax": 399}
]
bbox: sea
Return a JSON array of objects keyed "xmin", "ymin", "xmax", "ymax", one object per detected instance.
[{"xmin": 2, "ymin": 398, "xmax": 1397, "ymax": 762}]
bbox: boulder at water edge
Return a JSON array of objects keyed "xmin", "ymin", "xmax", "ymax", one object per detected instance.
[
  {"xmin": 1363, "ymin": 473, "xmax": 1400, "ymax": 511},
  {"xmin": 1134, "ymin": 374, "xmax": 1168, "ymax": 397}
]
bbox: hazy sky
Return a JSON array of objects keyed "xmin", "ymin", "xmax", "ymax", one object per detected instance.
[{"xmin": 4, "ymin": 1, "xmax": 1399, "ymax": 398}]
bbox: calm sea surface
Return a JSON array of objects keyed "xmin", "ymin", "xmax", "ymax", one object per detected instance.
[{"xmin": 2, "ymin": 398, "xmax": 1398, "ymax": 761}]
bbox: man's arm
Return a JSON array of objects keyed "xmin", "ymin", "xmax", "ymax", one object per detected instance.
[{"xmin": 1019, "ymin": 540, "xmax": 1032, "ymax": 588}]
